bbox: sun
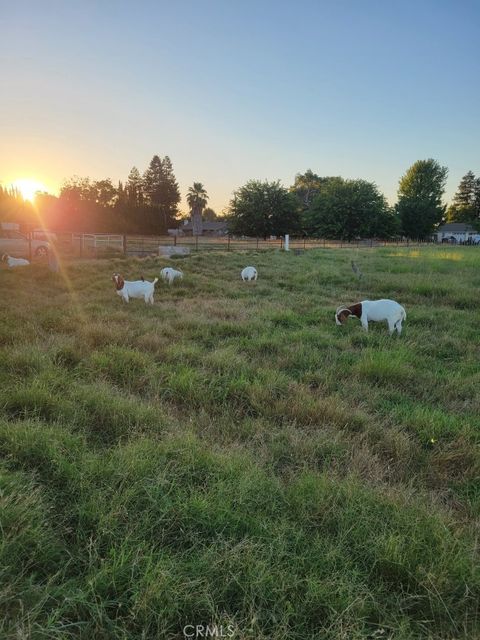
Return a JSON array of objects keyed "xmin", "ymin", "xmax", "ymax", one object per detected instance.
[{"xmin": 12, "ymin": 178, "xmax": 48, "ymax": 202}]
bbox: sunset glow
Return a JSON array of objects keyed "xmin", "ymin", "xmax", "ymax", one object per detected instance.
[{"xmin": 12, "ymin": 178, "xmax": 48, "ymax": 202}]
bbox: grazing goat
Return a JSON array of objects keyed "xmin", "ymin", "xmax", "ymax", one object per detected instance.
[
  {"xmin": 112, "ymin": 273, "xmax": 158, "ymax": 304},
  {"xmin": 2, "ymin": 254, "xmax": 30, "ymax": 268},
  {"xmin": 160, "ymin": 267, "xmax": 183, "ymax": 285},
  {"xmin": 241, "ymin": 266, "xmax": 257, "ymax": 282},
  {"xmin": 335, "ymin": 299, "xmax": 406, "ymax": 335}
]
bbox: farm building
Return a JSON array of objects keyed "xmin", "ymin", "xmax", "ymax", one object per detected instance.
[
  {"xmin": 435, "ymin": 222, "xmax": 479, "ymax": 244},
  {"xmin": 180, "ymin": 220, "xmax": 228, "ymax": 237}
]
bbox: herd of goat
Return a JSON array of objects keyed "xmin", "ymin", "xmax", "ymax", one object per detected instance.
[{"xmin": 2, "ymin": 253, "xmax": 406, "ymax": 335}]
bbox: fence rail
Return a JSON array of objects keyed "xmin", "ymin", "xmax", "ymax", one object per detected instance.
[{"xmin": 49, "ymin": 232, "xmax": 449, "ymax": 259}]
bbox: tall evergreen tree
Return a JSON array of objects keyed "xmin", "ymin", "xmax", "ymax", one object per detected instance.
[
  {"xmin": 161, "ymin": 156, "xmax": 181, "ymax": 218},
  {"xmin": 397, "ymin": 159, "xmax": 448, "ymax": 238},
  {"xmin": 143, "ymin": 155, "xmax": 164, "ymax": 207},
  {"xmin": 126, "ymin": 167, "xmax": 143, "ymax": 206},
  {"xmin": 448, "ymin": 171, "xmax": 477, "ymax": 223},
  {"xmin": 116, "ymin": 181, "xmax": 127, "ymax": 207},
  {"xmin": 474, "ymin": 178, "xmax": 480, "ymax": 222},
  {"xmin": 453, "ymin": 171, "xmax": 476, "ymax": 208},
  {"xmin": 143, "ymin": 155, "xmax": 180, "ymax": 229}
]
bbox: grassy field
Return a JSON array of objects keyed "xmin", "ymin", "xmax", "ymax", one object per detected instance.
[{"xmin": 0, "ymin": 246, "xmax": 479, "ymax": 639}]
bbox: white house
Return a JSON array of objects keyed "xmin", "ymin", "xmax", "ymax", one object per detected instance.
[{"xmin": 436, "ymin": 223, "xmax": 479, "ymax": 244}]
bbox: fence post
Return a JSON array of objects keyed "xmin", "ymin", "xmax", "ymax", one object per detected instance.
[
  {"xmin": 304, "ymin": 237, "xmax": 306, "ymax": 249},
  {"xmin": 28, "ymin": 231, "xmax": 32, "ymax": 262},
  {"xmin": 79, "ymin": 235, "xmax": 83, "ymax": 258},
  {"xmin": 174, "ymin": 234, "xmax": 177, "ymax": 246},
  {"xmin": 123, "ymin": 235, "xmax": 127, "ymax": 256},
  {"xmin": 195, "ymin": 235, "xmax": 199, "ymax": 251},
  {"xmin": 227, "ymin": 235, "xmax": 230, "ymax": 251},
  {"xmin": 280, "ymin": 237, "xmax": 283, "ymax": 250},
  {"xmin": 256, "ymin": 237, "xmax": 259, "ymax": 249}
]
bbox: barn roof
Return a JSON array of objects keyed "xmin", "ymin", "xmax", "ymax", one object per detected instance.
[{"xmin": 437, "ymin": 223, "xmax": 475, "ymax": 233}]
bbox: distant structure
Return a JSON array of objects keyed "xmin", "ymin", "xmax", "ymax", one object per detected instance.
[
  {"xmin": 180, "ymin": 220, "xmax": 228, "ymax": 237},
  {"xmin": 435, "ymin": 223, "xmax": 479, "ymax": 244}
]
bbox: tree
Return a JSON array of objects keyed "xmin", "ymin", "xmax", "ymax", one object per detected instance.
[
  {"xmin": 126, "ymin": 167, "xmax": 143, "ymax": 206},
  {"xmin": 0, "ymin": 184, "xmax": 35, "ymax": 227},
  {"xmin": 91, "ymin": 179, "xmax": 117, "ymax": 207},
  {"xmin": 161, "ymin": 156, "xmax": 181, "ymax": 218},
  {"xmin": 304, "ymin": 178, "xmax": 397, "ymax": 240},
  {"xmin": 187, "ymin": 182, "xmax": 208, "ymax": 235},
  {"xmin": 202, "ymin": 207, "xmax": 217, "ymax": 222},
  {"xmin": 475, "ymin": 178, "xmax": 480, "ymax": 223},
  {"xmin": 397, "ymin": 159, "xmax": 448, "ymax": 238},
  {"xmin": 142, "ymin": 155, "xmax": 164, "ymax": 206},
  {"xmin": 59, "ymin": 176, "xmax": 93, "ymax": 202},
  {"xmin": 448, "ymin": 171, "xmax": 479, "ymax": 225},
  {"xmin": 453, "ymin": 171, "xmax": 476, "ymax": 208},
  {"xmin": 143, "ymin": 155, "xmax": 180, "ymax": 229},
  {"xmin": 228, "ymin": 180, "xmax": 300, "ymax": 238},
  {"xmin": 290, "ymin": 170, "xmax": 338, "ymax": 210}
]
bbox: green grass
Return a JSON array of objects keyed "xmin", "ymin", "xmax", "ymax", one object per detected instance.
[{"xmin": 0, "ymin": 246, "xmax": 479, "ymax": 639}]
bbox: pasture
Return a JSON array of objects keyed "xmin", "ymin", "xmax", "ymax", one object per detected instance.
[{"xmin": 0, "ymin": 246, "xmax": 479, "ymax": 639}]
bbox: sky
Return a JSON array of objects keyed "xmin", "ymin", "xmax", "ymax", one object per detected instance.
[{"xmin": 1, "ymin": 0, "xmax": 479, "ymax": 213}]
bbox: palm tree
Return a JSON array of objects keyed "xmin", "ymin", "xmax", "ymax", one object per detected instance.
[{"xmin": 186, "ymin": 182, "xmax": 208, "ymax": 236}]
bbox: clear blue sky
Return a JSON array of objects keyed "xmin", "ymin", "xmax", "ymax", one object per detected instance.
[{"xmin": 1, "ymin": 0, "xmax": 479, "ymax": 213}]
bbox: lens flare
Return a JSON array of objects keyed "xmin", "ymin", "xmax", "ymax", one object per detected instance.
[{"xmin": 12, "ymin": 178, "xmax": 48, "ymax": 202}]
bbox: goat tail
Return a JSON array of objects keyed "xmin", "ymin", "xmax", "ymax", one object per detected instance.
[{"xmin": 153, "ymin": 277, "xmax": 159, "ymax": 285}]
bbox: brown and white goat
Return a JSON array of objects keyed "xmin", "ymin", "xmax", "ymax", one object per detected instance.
[{"xmin": 335, "ymin": 299, "xmax": 406, "ymax": 335}]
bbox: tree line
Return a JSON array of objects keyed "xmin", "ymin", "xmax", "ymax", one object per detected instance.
[{"xmin": 1, "ymin": 157, "xmax": 479, "ymax": 239}]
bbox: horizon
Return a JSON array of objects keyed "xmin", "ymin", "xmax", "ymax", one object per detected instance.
[{"xmin": 2, "ymin": 0, "xmax": 479, "ymax": 214}]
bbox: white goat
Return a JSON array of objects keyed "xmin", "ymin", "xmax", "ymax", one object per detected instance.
[
  {"xmin": 335, "ymin": 299, "xmax": 406, "ymax": 335},
  {"xmin": 2, "ymin": 254, "xmax": 30, "ymax": 268},
  {"xmin": 112, "ymin": 273, "xmax": 158, "ymax": 304},
  {"xmin": 160, "ymin": 267, "xmax": 183, "ymax": 285},
  {"xmin": 241, "ymin": 266, "xmax": 257, "ymax": 282}
]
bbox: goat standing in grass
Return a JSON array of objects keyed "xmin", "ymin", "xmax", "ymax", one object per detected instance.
[
  {"xmin": 160, "ymin": 267, "xmax": 183, "ymax": 285},
  {"xmin": 335, "ymin": 299, "xmax": 406, "ymax": 335},
  {"xmin": 112, "ymin": 273, "xmax": 158, "ymax": 304}
]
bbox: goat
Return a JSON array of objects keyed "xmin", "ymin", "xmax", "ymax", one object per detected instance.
[
  {"xmin": 2, "ymin": 254, "xmax": 30, "ymax": 268},
  {"xmin": 241, "ymin": 266, "xmax": 257, "ymax": 282},
  {"xmin": 335, "ymin": 299, "xmax": 406, "ymax": 335},
  {"xmin": 112, "ymin": 273, "xmax": 158, "ymax": 304},
  {"xmin": 160, "ymin": 267, "xmax": 183, "ymax": 285}
]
